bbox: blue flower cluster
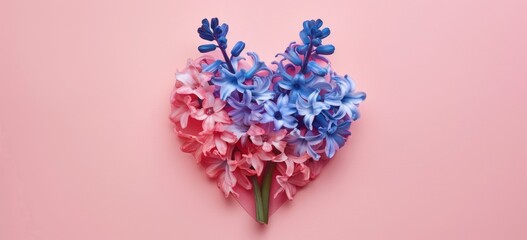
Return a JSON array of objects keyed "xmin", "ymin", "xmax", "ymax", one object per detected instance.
[
  {"xmin": 198, "ymin": 18, "xmax": 366, "ymax": 160},
  {"xmin": 198, "ymin": 17, "xmax": 246, "ymax": 73}
]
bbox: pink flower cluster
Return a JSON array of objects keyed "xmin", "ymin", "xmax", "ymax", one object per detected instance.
[{"xmin": 170, "ymin": 56, "xmax": 323, "ymax": 200}]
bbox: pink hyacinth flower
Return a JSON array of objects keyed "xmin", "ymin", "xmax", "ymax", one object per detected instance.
[
  {"xmin": 201, "ymin": 123, "xmax": 237, "ymax": 157},
  {"xmin": 204, "ymin": 149, "xmax": 254, "ymax": 197},
  {"xmin": 273, "ymin": 152, "xmax": 310, "ymax": 177},
  {"xmin": 274, "ymin": 162, "xmax": 310, "ymax": 200},
  {"xmin": 174, "ymin": 58, "xmax": 215, "ymax": 99},
  {"xmin": 242, "ymin": 147, "xmax": 274, "ymax": 176},
  {"xmin": 193, "ymin": 93, "xmax": 232, "ymax": 132},
  {"xmin": 177, "ymin": 131, "xmax": 206, "ymax": 163},
  {"xmin": 247, "ymin": 124, "xmax": 287, "ymax": 152},
  {"xmin": 170, "ymin": 94, "xmax": 198, "ymax": 129}
]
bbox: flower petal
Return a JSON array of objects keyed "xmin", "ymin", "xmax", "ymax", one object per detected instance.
[
  {"xmin": 220, "ymin": 131, "xmax": 237, "ymax": 143},
  {"xmin": 215, "ymin": 136, "xmax": 228, "ymax": 155},
  {"xmin": 202, "ymin": 116, "xmax": 215, "ymax": 132}
]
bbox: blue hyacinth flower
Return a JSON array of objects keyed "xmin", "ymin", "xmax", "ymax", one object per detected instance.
[
  {"xmin": 276, "ymin": 72, "xmax": 315, "ymax": 102},
  {"xmin": 275, "ymin": 57, "xmax": 332, "ymax": 102},
  {"xmin": 212, "ymin": 52, "xmax": 269, "ymax": 100},
  {"xmin": 260, "ymin": 94, "xmax": 298, "ymax": 130},
  {"xmin": 285, "ymin": 129, "xmax": 322, "ymax": 160},
  {"xmin": 227, "ymin": 91, "xmax": 264, "ymax": 125},
  {"xmin": 325, "ymin": 73, "xmax": 366, "ymax": 120},
  {"xmin": 213, "ymin": 67, "xmax": 253, "ymax": 100},
  {"xmin": 274, "ymin": 58, "xmax": 321, "ymax": 100},
  {"xmin": 275, "ymin": 42, "xmax": 303, "ymax": 66},
  {"xmin": 315, "ymin": 116, "xmax": 352, "ymax": 158},
  {"xmin": 296, "ymin": 89, "xmax": 330, "ymax": 130},
  {"xmin": 244, "ymin": 52, "xmax": 267, "ymax": 79},
  {"xmin": 197, "ymin": 17, "xmax": 247, "ymax": 74},
  {"xmin": 249, "ymin": 75, "xmax": 275, "ymax": 105}
]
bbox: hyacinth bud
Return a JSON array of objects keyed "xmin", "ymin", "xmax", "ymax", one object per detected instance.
[
  {"xmin": 231, "ymin": 41, "xmax": 245, "ymax": 57},
  {"xmin": 297, "ymin": 45, "xmax": 309, "ymax": 54},
  {"xmin": 316, "ymin": 44, "xmax": 335, "ymax": 55},
  {"xmin": 311, "ymin": 38, "xmax": 321, "ymax": 46},
  {"xmin": 211, "ymin": 17, "xmax": 219, "ymax": 29},
  {"xmin": 217, "ymin": 36, "xmax": 227, "ymax": 48},
  {"xmin": 198, "ymin": 44, "xmax": 217, "ymax": 53},
  {"xmin": 299, "ymin": 30, "xmax": 310, "ymax": 45},
  {"xmin": 319, "ymin": 27, "xmax": 331, "ymax": 39}
]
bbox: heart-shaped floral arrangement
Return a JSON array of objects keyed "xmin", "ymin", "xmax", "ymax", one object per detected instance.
[{"xmin": 170, "ymin": 18, "xmax": 366, "ymax": 224}]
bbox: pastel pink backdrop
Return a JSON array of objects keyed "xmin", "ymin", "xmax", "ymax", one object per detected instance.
[{"xmin": 1, "ymin": 0, "xmax": 526, "ymax": 239}]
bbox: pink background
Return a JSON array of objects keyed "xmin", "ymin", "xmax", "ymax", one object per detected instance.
[{"xmin": 1, "ymin": 0, "xmax": 527, "ymax": 239}]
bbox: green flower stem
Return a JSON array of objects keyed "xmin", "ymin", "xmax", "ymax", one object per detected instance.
[
  {"xmin": 261, "ymin": 162, "xmax": 275, "ymax": 224},
  {"xmin": 251, "ymin": 176, "xmax": 265, "ymax": 224}
]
